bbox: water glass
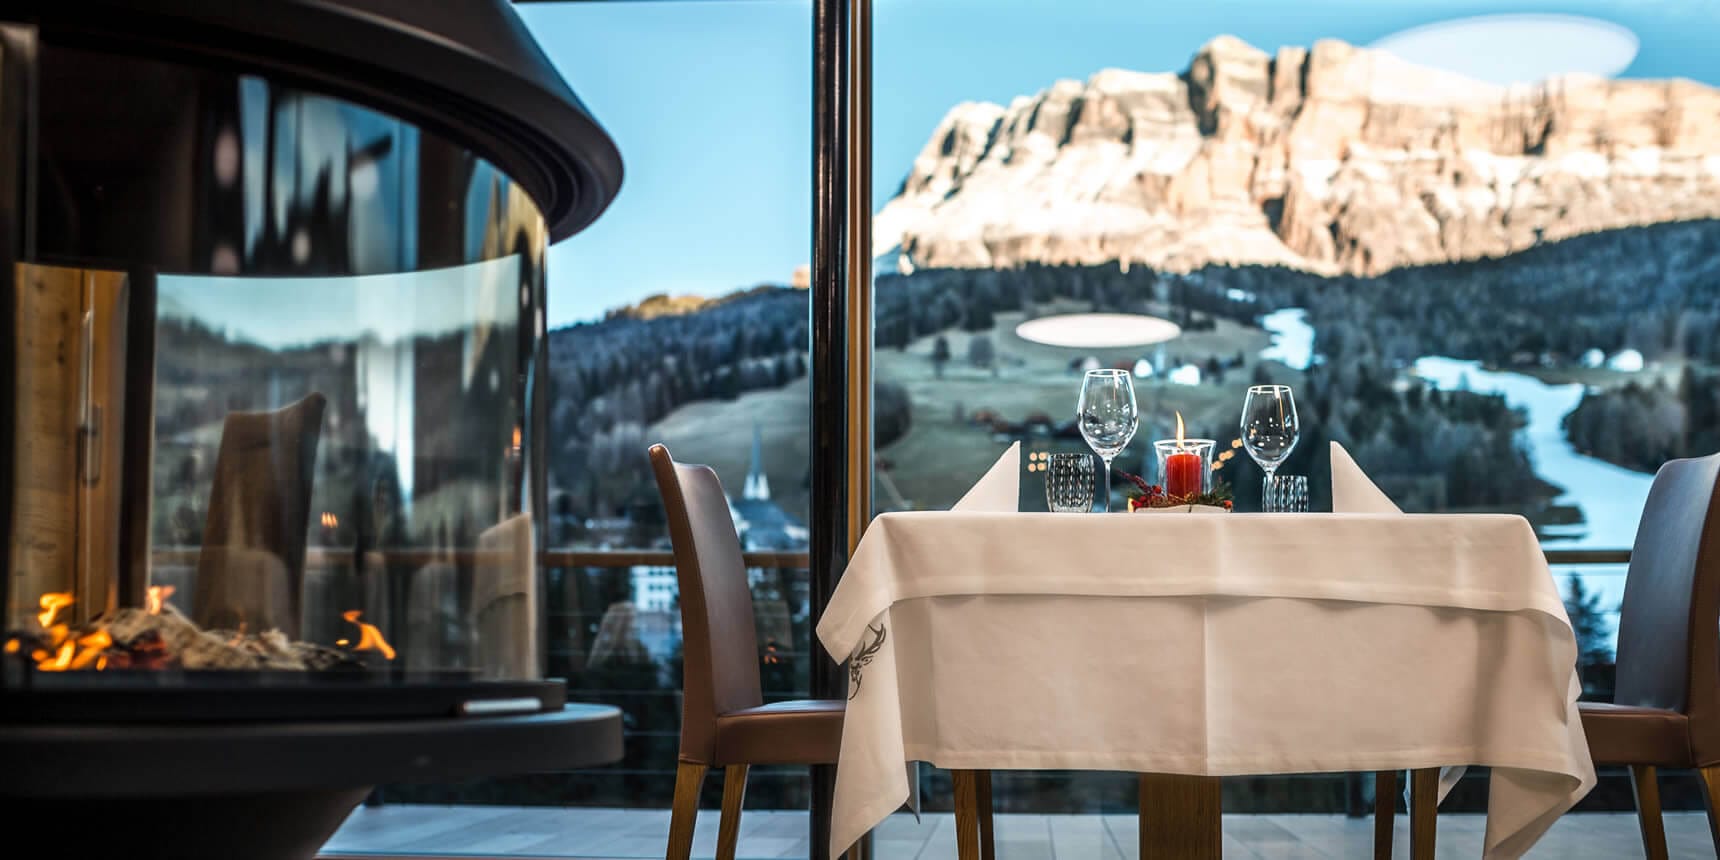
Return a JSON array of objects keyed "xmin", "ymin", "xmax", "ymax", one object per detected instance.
[
  {"xmin": 1045, "ymin": 453, "xmax": 1095, "ymax": 513},
  {"xmin": 1262, "ymin": 475, "xmax": 1310, "ymax": 513}
]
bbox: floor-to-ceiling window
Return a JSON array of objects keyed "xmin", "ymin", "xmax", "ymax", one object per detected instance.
[
  {"xmin": 324, "ymin": 2, "xmax": 816, "ymax": 856},
  {"xmin": 323, "ymin": 0, "xmax": 1720, "ymax": 855},
  {"xmin": 869, "ymin": 0, "xmax": 1717, "ymax": 816}
]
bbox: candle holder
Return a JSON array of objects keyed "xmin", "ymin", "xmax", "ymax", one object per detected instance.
[{"xmin": 1153, "ymin": 438, "xmax": 1216, "ymax": 500}]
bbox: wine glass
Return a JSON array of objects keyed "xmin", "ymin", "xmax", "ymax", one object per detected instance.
[
  {"xmin": 1241, "ymin": 385, "xmax": 1301, "ymax": 510},
  {"xmin": 1078, "ymin": 369, "xmax": 1139, "ymax": 512}
]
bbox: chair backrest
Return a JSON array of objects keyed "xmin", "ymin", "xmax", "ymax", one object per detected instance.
[
  {"xmin": 193, "ymin": 393, "xmax": 326, "ymax": 637},
  {"xmin": 1614, "ymin": 453, "xmax": 1720, "ymax": 739},
  {"xmin": 649, "ymin": 444, "xmax": 762, "ymax": 763}
]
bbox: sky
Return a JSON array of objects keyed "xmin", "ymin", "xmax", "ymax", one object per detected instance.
[{"xmin": 519, "ymin": 0, "xmax": 1720, "ymax": 326}]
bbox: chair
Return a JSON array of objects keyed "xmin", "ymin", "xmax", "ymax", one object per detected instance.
[
  {"xmin": 1372, "ymin": 452, "xmax": 1720, "ymax": 860},
  {"xmin": 649, "ymin": 444, "xmax": 994, "ymax": 860},
  {"xmin": 1576, "ymin": 452, "xmax": 1720, "ymax": 860},
  {"xmin": 192, "ymin": 392, "xmax": 326, "ymax": 637}
]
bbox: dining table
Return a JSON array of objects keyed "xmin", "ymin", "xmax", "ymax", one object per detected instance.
[{"xmin": 816, "ymin": 444, "xmax": 1596, "ymax": 860}]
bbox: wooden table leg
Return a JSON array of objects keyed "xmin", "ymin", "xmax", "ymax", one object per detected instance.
[
  {"xmin": 953, "ymin": 770, "xmax": 981, "ymax": 860},
  {"xmin": 1373, "ymin": 770, "xmax": 1398, "ymax": 859},
  {"xmin": 1410, "ymin": 768, "xmax": 1439, "ymax": 860},
  {"xmin": 975, "ymin": 770, "xmax": 995, "ymax": 860},
  {"xmin": 1139, "ymin": 773, "xmax": 1222, "ymax": 860}
]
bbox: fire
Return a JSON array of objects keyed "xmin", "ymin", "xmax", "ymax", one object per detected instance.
[
  {"xmin": 1175, "ymin": 411, "xmax": 1186, "ymax": 447},
  {"xmin": 38, "ymin": 592, "xmax": 73, "ymax": 628},
  {"xmin": 321, "ymin": 512, "xmax": 338, "ymax": 529},
  {"xmin": 341, "ymin": 610, "xmax": 396, "ymax": 660},
  {"xmin": 35, "ymin": 629, "xmax": 111, "ymax": 672},
  {"xmin": 145, "ymin": 584, "xmax": 176, "ymax": 615}
]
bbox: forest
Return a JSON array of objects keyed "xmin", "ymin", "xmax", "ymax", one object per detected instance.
[{"xmin": 1565, "ymin": 366, "xmax": 1720, "ymax": 473}]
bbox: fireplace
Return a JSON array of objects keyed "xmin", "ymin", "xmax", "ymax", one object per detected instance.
[{"xmin": 0, "ymin": 2, "xmax": 624, "ymax": 857}]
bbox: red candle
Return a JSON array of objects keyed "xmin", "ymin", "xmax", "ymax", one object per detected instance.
[{"xmin": 1165, "ymin": 450, "xmax": 1203, "ymax": 500}]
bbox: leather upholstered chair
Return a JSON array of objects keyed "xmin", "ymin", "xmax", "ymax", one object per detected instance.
[
  {"xmin": 1372, "ymin": 452, "xmax": 1720, "ymax": 860},
  {"xmin": 651, "ymin": 443, "xmax": 996, "ymax": 860},
  {"xmin": 649, "ymin": 444, "xmax": 847, "ymax": 860},
  {"xmin": 1576, "ymin": 451, "xmax": 1720, "ymax": 859}
]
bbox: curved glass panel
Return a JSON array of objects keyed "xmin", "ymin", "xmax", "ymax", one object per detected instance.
[{"xmin": 3, "ymin": 45, "xmax": 551, "ymax": 701}]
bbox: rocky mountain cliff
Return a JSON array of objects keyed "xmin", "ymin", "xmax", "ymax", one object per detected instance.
[{"xmin": 874, "ymin": 36, "xmax": 1720, "ymax": 276}]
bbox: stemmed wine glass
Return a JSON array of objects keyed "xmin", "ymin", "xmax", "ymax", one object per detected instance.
[
  {"xmin": 1240, "ymin": 385, "xmax": 1301, "ymax": 510},
  {"xmin": 1078, "ymin": 369, "xmax": 1139, "ymax": 512}
]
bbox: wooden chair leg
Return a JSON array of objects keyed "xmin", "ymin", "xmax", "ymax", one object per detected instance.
[
  {"xmin": 666, "ymin": 761, "xmax": 707, "ymax": 860},
  {"xmin": 1632, "ymin": 764, "xmax": 1669, "ymax": 860},
  {"xmin": 953, "ymin": 769, "xmax": 982, "ymax": 860},
  {"xmin": 1409, "ymin": 768, "xmax": 1438, "ymax": 860},
  {"xmin": 1139, "ymin": 773, "xmax": 1222, "ymax": 860},
  {"xmin": 975, "ymin": 770, "xmax": 995, "ymax": 860},
  {"xmin": 717, "ymin": 764, "xmax": 749, "ymax": 860},
  {"xmin": 1373, "ymin": 770, "xmax": 1398, "ymax": 860},
  {"xmin": 1697, "ymin": 765, "xmax": 1720, "ymax": 858}
]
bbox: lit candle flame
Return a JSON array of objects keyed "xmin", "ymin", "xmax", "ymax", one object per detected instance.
[
  {"xmin": 321, "ymin": 512, "xmax": 338, "ymax": 529},
  {"xmin": 146, "ymin": 584, "xmax": 176, "ymax": 615},
  {"xmin": 341, "ymin": 610, "xmax": 396, "ymax": 660},
  {"xmin": 1174, "ymin": 412, "xmax": 1186, "ymax": 448},
  {"xmin": 38, "ymin": 592, "xmax": 73, "ymax": 629}
]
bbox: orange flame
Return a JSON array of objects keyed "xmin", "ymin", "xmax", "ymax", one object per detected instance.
[
  {"xmin": 342, "ymin": 610, "xmax": 396, "ymax": 660},
  {"xmin": 38, "ymin": 592, "xmax": 73, "ymax": 629},
  {"xmin": 68, "ymin": 631, "xmax": 111, "ymax": 670},
  {"xmin": 321, "ymin": 512, "xmax": 339, "ymax": 529},
  {"xmin": 146, "ymin": 584, "xmax": 176, "ymax": 615},
  {"xmin": 41, "ymin": 640, "xmax": 75, "ymax": 671},
  {"xmin": 1174, "ymin": 411, "xmax": 1186, "ymax": 448}
]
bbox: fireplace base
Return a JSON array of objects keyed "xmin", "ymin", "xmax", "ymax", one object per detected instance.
[
  {"xmin": 0, "ymin": 703, "xmax": 623, "ymax": 856},
  {"xmin": 6, "ymin": 788, "xmax": 371, "ymax": 860}
]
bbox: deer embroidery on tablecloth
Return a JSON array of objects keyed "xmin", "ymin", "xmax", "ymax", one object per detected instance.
[{"xmin": 847, "ymin": 622, "xmax": 887, "ymax": 700}]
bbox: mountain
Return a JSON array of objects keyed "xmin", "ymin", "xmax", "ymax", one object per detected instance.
[
  {"xmin": 604, "ymin": 284, "xmax": 799, "ymax": 321},
  {"xmin": 874, "ymin": 36, "xmax": 1720, "ymax": 276}
]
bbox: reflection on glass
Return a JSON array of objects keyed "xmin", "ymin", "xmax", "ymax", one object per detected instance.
[{"xmin": 151, "ymin": 258, "xmax": 527, "ymax": 677}]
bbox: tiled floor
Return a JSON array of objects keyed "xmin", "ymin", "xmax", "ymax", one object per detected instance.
[{"xmin": 322, "ymin": 806, "xmax": 1716, "ymax": 859}]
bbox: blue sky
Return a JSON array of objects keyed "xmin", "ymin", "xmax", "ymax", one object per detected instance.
[{"xmin": 520, "ymin": 0, "xmax": 1720, "ymax": 326}]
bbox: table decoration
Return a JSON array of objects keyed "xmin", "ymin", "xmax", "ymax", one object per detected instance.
[
  {"xmin": 1152, "ymin": 412, "xmax": 1215, "ymax": 500},
  {"xmin": 1121, "ymin": 470, "xmax": 1233, "ymax": 512}
]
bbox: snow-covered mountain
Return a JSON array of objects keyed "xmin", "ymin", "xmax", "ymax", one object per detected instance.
[{"xmin": 875, "ymin": 36, "xmax": 1720, "ymax": 276}]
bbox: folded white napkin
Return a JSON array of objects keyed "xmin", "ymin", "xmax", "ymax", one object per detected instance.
[
  {"xmin": 953, "ymin": 441, "xmax": 1021, "ymax": 512},
  {"xmin": 1330, "ymin": 441, "xmax": 1402, "ymax": 515},
  {"xmin": 883, "ymin": 442, "xmax": 1021, "ymax": 816},
  {"xmin": 1331, "ymin": 442, "xmax": 1469, "ymax": 804}
]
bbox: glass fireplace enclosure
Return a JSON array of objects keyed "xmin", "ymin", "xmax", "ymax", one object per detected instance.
[{"xmin": 1, "ymin": 37, "xmax": 557, "ymax": 711}]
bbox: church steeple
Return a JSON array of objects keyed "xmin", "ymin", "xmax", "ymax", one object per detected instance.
[{"xmin": 743, "ymin": 422, "xmax": 770, "ymax": 501}]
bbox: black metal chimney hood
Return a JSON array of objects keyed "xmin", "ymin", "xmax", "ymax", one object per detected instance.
[{"xmin": 7, "ymin": 0, "xmax": 623, "ymax": 242}]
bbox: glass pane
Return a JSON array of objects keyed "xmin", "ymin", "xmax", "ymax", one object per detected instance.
[
  {"xmin": 5, "ymin": 54, "xmax": 551, "ymax": 699},
  {"xmin": 873, "ymin": 0, "xmax": 1716, "ymax": 821},
  {"xmin": 152, "ymin": 258, "xmax": 529, "ymax": 678},
  {"xmin": 325, "ymin": 3, "xmax": 816, "ymax": 856}
]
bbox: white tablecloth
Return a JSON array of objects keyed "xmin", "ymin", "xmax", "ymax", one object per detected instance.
[{"xmin": 817, "ymin": 511, "xmax": 1596, "ymax": 859}]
